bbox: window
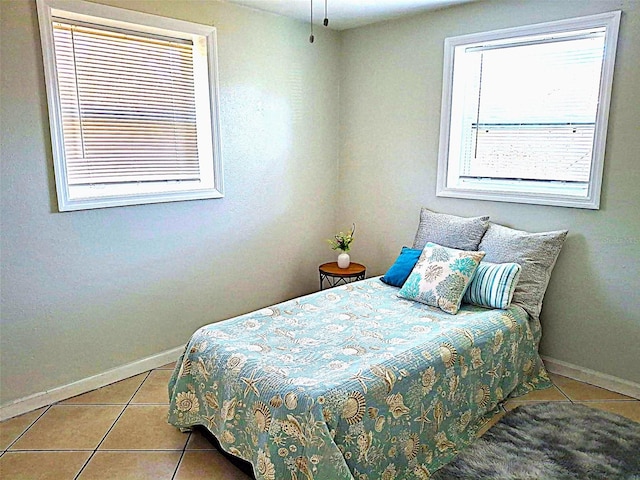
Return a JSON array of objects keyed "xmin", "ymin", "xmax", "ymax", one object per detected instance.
[
  {"xmin": 37, "ymin": 0, "xmax": 223, "ymax": 211},
  {"xmin": 437, "ymin": 11, "xmax": 620, "ymax": 209}
]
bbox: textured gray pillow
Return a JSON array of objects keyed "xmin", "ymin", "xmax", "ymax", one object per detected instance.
[
  {"xmin": 412, "ymin": 207, "xmax": 490, "ymax": 251},
  {"xmin": 478, "ymin": 223, "xmax": 568, "ymax": 320}
]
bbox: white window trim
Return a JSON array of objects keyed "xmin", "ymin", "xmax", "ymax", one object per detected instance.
[
  {"xmin": 436, "ymin": 11, "xmax": 621, "ymax": 210},
  {"xmin": 36, "ymin": 0, "xmax": 224, "ymax": 211}
]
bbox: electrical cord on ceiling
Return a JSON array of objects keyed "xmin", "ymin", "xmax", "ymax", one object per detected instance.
[{"xmin": 309, "ymin": 0, "xmax": 314, "ymax": 43}]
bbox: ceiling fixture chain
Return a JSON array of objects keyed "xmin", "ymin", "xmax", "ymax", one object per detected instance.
[
  {"xmin": 310, "ymin": 0, "xmax": 329, "ymax": 43},
  {"xmin": 324, "ymin": 0, "xmax": 329, "ymax": 26}
]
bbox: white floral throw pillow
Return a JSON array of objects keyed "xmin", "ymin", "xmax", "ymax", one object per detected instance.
[{"xmin": 398, "ymin": 242, "xmax": 485, "ymax": 314}]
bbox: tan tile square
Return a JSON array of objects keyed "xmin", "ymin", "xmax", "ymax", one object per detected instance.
[
  {"xmin": 10, "ymin": 406, "xmax": 123, "ymax": 451},
  {"xmin": 174, "ymin": 451, "xmax": 252, "ymax": 480},
  {"xmin": 508, "ymin": 385, "xmax": 568, "ymax": 402},
  {"xmin": 186, "ymin": 429, "xmax": 217, "ymax": 450},
  {"xmin": 61, "ymin": 374, "xmax": 147, "ymax": 405},
  {"xmin": 0, "ymin": 408, "xmax": 46, "ymax": 451},
  {"xmin": 477, "ymin": 410, "xmax": 505, "ymax": 437},
  {"xmin": 550, "ymin": 374, "xmax": 634, "ymax": 401},
  {"xmin": 0, "ymin": 451, "xmax": 91, "ymax": 479},
  {"xmin": 100, "ymin": 405, "xmax": 188, "ymax": 450},
  {"xmin": 157, "ymin": 362, "xmax": 177, "ymax": 370},
  {"xmin": 130, "ymin": 370, "xmax": 173, "ymax": 404},
  {"xmin": 77, "ymin": 451, "xmax": 181, "ymax": 480},
  {"xmin": 579, "ymin": 401, "xmax": 640, "ymax": 423}
]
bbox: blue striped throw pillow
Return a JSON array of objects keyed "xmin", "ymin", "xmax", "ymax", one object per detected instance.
[{"xmin": 463, "ymin": 261, "xmax": 521, "ymax": 309}]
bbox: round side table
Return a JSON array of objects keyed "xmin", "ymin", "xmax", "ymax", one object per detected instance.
[{"xmin": 319, "ymin": 262, "xmax": 366, "ymax": 290}]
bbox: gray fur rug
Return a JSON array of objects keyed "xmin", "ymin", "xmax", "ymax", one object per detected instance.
[{"xmin": 432, "ymin": 402, "xmax": 640, "ymax": 479}]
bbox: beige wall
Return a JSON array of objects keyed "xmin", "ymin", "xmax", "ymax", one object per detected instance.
[
  {"xmin": 338, "ymin": 0, "xmax": 640, "ymax": 383},
  {"xmin": 0, "ymin": 0, "xmax": 341, "ymax": 405}
]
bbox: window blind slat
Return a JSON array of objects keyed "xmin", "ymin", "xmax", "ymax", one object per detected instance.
[
  {"xmin": 59, "ymin": 42, "xmax": 194, "ymax": 65},
  {"xmin": 73, "ymin": 82, "xmax": 196, "ymax": 97},
  {"xmin": 73, "ymin": 60, "xmax": 195, "ymax": 82},
  {"xmin": 467, "ymin": 125, "xmax": 593, "ymax": 181}
]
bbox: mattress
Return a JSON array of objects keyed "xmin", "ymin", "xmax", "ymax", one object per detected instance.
[{"xmin": 168, "ymin": 277, "xmax": 550, "ymax": 479}]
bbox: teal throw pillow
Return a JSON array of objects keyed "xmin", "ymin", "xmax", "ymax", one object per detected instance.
[
  {"xmin": 463, "ymin": 261, "xmax": 522, "ymax": 309},
  {"xmin": 398, "ymin": 242, "xmax": 485, "ymax": 314},
  {"xmin": 381, "ymin": 247, "xmax": 422, "ymax": 287}
]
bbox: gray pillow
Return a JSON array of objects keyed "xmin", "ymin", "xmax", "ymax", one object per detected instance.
[
  {"xmin": 478, "ymin": 223, "xmax": 568, "ymax": 320},
  {"xmin": 412, "ymin": 207, "xmax": 490, "ymax": 251}
]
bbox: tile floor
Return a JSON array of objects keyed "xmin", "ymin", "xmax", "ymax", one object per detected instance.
[{"xmin": 1, "ymin": 365, "xmax": 638, "ymax": 479}]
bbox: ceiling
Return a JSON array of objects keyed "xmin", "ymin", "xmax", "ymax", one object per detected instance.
[{"xmin": 224, "ymin": 0, "xmax": 476, "ymax": 30}]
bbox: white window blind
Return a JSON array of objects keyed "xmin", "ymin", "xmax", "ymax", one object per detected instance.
[
  {"xmin": 461, "ymin": 32, "xmax": 605, "ymax": 183},
  {"xmin": 52, "ymin": 21, "xmax": 201, "ymax": 186}
]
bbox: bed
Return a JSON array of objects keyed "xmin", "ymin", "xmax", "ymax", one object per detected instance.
[{"xmin": 168, "ymin": 209, "xmax": 567, "ymax": 479}]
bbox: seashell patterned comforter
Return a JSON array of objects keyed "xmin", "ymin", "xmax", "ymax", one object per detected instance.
[{"xmin": 168, "ymin": 277, "xmax": 550, "ymax": 479}]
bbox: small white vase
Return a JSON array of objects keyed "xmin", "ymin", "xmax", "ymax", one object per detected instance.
[{"xmin": 337, "ymin": 252, "xmax": 350, "ymax": 268}]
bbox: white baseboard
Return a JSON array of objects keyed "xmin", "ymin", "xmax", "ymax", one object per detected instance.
[
  {"xmin": 0, "ymin": 345, "xmax": 185, "ymax": 422},
  {"xmin": 542, "ymin": 355, "xmax": 640, "ymax": 400}
]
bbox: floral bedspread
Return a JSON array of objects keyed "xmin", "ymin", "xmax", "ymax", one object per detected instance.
[{"xmin": 168, "ymin": 278, "xmax": 550, "ymax": 479}]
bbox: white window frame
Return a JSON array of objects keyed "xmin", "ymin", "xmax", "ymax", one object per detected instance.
[
  {"xmin": 36, "ymin": 0, "xmax": 224, "ymax": 211},
  {"xmin": 436, "ymin": 11, "xmax": 621, "ymax": 210}
]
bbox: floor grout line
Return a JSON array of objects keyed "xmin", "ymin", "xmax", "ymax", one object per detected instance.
[
  {"xmin": 552, "ymin": 383, "xmax": 573, "ymax": 402},
  {"xmin": 72, "ymin": 370, "xmax": 152, "ymax": 480},
  {"xmin": 170, "ymin": 431, "xmax": 192, "ymax": 480},
  {"xmin": 575, "ymin": 399, "xmax": 638, "ymax": 402},
  {"xmin": 73, "ymin": 450, "xmax": 97, "ymax": 479},
  {"xmin": 171, "ymin": 387, "xmax": 193, "ymax": 480},
  {"xmin": 4, "ymin": 405, "xmax": 52, "ymax": 452}
]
